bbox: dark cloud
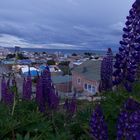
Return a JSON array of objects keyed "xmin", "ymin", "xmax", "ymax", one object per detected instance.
[{"xmin": 0, "ymin": 0, "xmax": 133, "ymax": 50}]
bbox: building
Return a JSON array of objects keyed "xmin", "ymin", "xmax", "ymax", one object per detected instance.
[
  {"xmin": 39, "ymin": 65, "xmax": 62, "ymax": 76},
  {"xmin": 20, "ymin": 65, "xmax": 39, "ymax": 77},
  {"xmin": 52, "ymin": 75, "xmax": 72, "ymax": 93},
  {"xmin": 0, "ymin": 47, "xmax": 10, "ymax": 58},
  {"xmin": 15, "ymin": 46, "xmax": 21, "ymax": 53},
  {"xmin": 72, "ymin": 60, "xmax": 101, "ymax": 96}
]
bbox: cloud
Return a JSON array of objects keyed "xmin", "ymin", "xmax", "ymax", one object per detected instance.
[
  {"xmin": 110, "ymin": 22, "xmax": 124, "ymax": 31},
  {"xmin": 0, "ymin": 34, "xmax": 36, "ymax": 48},
  {"xmin": 0, "ymin": 0, "xmax": 133, "ymax": 50},
  {"xmin": 0, "ymin": 34, "xmax": 84, "ymax": 50}
]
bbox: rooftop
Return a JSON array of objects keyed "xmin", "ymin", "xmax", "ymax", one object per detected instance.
[
  {"xmin": 72, "ymin": 60, "xmax": 101, "ymax": 81},
  {"xmin": 52, "ymin": 75, "xmax": 72, "ymax": 84}
]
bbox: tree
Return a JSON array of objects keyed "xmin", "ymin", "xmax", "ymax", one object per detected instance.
[
  {"xmin": 72, "ymin": 53, "xmax": 77, "ymax": 56},
  {"xmin": 47, "ymin": 60, "xmax": 56, "ymax": 65}
]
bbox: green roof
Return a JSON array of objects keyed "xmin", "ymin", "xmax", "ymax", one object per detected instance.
[
  {"xmin": 72, "ymin": 60, "xmax": 101, "ymax": 81},
  {"xmin": 52, "ymin": 75, "xmax": 72, "ymax": 84}
]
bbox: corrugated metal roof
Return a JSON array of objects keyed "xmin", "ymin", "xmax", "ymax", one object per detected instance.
[{"xmin": 72, "ymin": 60, "xmax": 101, "ymax": 81}]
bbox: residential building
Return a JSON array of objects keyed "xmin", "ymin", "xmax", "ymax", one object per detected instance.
[
  {"xmin": 72, "ymin": 60, "xmax": 101, "ymax": 96},
  {"xmin": 52, "ymin": 75, "xmax": 72, "ymax": 93}
]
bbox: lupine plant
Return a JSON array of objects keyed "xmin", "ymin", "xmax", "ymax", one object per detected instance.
[
  {"xmin": 89, "ymin": 105, "xmax": 108, "ymax": 140},
  {"xmin": 36, "ymin": 73, "xmax": 46, "ymax": 112},
  {"xmin": 117, "ymin": 98, "xmax": 140, "ymax": 140},
  {"xmin": 1, "ymin": 75, "xmax": 7, "ymax": 101},
  {"xmin": 1, "ymin": 1, "xmax": 140, "ymax": 140},
  {"xmin": 35, "ymin": 66, "xmax": 59, "ymax": 112},
  {"xmin": 113, "ymin": 0, "xmax": 140, "ymax": 92},
  {"xmin": 5, "ymin": 78, "xmax": 14, "ymax": 106},
  {"xmin": 100, "ymin": 48, "xmax": 113, "ymax": 92},
  {"xmin": 22, "ymin": 69, "xmax": 32, "ymax": 100},
  {"xmin": 63, "ymin": 94, "xmax": 77, "ymax": 117}
]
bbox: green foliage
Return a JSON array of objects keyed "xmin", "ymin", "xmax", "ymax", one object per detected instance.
[
  {"xmin": 1, "ymin": 82, "xmax": 140, "ymax": 139},
  {"xmin": 100, "ymin": 84, "xmax": 140, "ymax": 140},
  {"xmin": 59, "ymin": 61, "xmax": 70, "ymax": 66},
  {"xmin": 101, "ymin": 91, "xmax": 128, "ymax": 139},
  {"xmin": 68, "ymin": 107, "xmax": 92, "ymax": 140},
  {"xmin": 84, "ymin": 52, "xmax": 92, "ymax": 56},
  {"xmin": 72, "ymin": 53, "xmax": 77, "ymax": 56},
  {"xmin": 6, "ymin": 53, "xmax": 15, "ymax": 59},
  {"xmin": 0, "ymin": 101, "xmax": 52, "ymax": 140},
  {"xmin": 58, "ymin": 61, "xmax": 71, "ymax": 75},
  {"xmin": 47, "ymin": 60, "xmax": 56, "ymax": 65},
  {"xmin": 17, "ymin": 53, "xmax": 29, "ymax": 60},
  {"xmin": 6, "ymin": 53, "xmax": 29, "ymax": 60}
]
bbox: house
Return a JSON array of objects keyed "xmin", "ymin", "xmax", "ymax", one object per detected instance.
[
  {"xmin": 69, "ymin": 58, "xmax": 89, "ymax": 69},
  {"xmin": 72, "ymin": 60, "xmax": 101, "ymax": 96},
  {"xmin": 20, "ymin": 65, "xmax": 39, "ymax": 77},
  {"xmin": 52, "ymin": 75, "xmax": 72, "ymax": 93},
  {"xmin": 39, "ymin": 65, "xmax": 62, "ymax": 76}
]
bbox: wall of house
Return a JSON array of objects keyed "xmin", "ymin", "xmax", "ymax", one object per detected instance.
[
  {"xmin": 72, "ymin": 72, "xmax": 99, "ymax": 95},
  {"xmin": 55, "ymin": 81, "xmax": 72, "ymax": 93}
]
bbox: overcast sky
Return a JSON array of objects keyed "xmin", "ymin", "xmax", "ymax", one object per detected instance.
[{"xmin": 0, "ymin": 0, "xmax": 133, "ymax": 50}]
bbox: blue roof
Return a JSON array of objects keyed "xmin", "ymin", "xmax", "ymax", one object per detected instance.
[
  {"xmin": 23, "ymin": 70, "xmax": 39, "ymax": 77},
  {"xmin": 39, "ymin": 65, "xmax": 50, "ymax": 71}
]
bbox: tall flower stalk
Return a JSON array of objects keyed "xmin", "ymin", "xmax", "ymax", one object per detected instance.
[
  {"xmin": 100, "ymin": 48, "xmax": 113, "ymax": 92},
  {"xmin": 113, "ymin": 0, "xmax": 140, "ymax": 92},
  {"xmin": 22, "ymin": 68, "xmax": 32, "ymax": 100},
  {"xmin": 36, "ymin": 74, "xmax": 46, "ymax": 112},
  {"xmin": 117, "ymin": 98, "xmax": 140, "ymax": 140},
  {"xmin": 63, "ymin": 94, "xmax": 77, "ymax": 117},
  {"xmin": 1, "ymin": 75, "xmax": 7, "ymax": 101},
  {"xmin": 36, "ymin": 66, "xmax": 59, "ymax": 112},
  {"xmin": 4, "ymin": 78, "xmax": 14, "ymax": 106},
  {"xmin": 89, "ymin": 105, "xmax": 108, "ymax": 140}
]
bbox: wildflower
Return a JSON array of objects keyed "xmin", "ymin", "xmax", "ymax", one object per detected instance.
[
  {"xmin": 89, "ymin": 105, "xmax": 108, "ymax": 140},
  {"xmin": 100, "ymin": 48, "xmax": 113, "ymax": 91},
  {"xmin": 117, "ymin": 98, "xmax": 140, "ymax": 140},
  {"xmin": 113, "ymin": 0, "xmax": 140, "ymax": 91},
  {"xmin": 22, "ymin": 70, "xmax": 32, "ymax": 100}
]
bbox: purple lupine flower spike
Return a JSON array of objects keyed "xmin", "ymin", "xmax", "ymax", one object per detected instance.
[
  {"xmin": 117, "ymin": 98, "xmax": 140, "ymax": 140},
  {"xmin": 22, "ymin": 67, "xmax": 32, "ymax": 100},
  {"xmin": 100, "ymin": 48, "xmax": 113, "ymax": 92},
  {"xmin": 36, "ymin": 73, "xmax": 46, "ymax": 112},
  {"xmin": 22, "ymin": 77, "xmax": 27, "ymax": 100},
  {"xmin": 1, "ymin": 75, "xmax": 7, "ymax": 101},
  {"xmin": 4, "ymin": 78, "xmax": 14, "ymax": 106},
  {"xmin": 89, "ymin": 105, "xmax": 108, "ymax": 140},
  {"xmin": 35, "ymin": 66, "xmax": 59, "ymax": 112},
  {"xmin": 63, "ymin": 95, "xmax": 77, "ymax": 116},
  {"xmin": 47, "ymin": 84, "xmax": 59, "ymax": 109},
  {"xmin": 113, "ymin": 0, "xmax": 140, "ymax": 91},
  {"xmin": 26, "ymin": 71, "xmax": 32, "ymax": 100}
]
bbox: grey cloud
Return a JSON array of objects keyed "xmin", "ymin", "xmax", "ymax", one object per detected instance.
[{"xmin": 0, "ymin": 0, "xmax": 133, "ymax": 50}]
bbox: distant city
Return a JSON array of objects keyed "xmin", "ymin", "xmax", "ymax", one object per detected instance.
[{"xmin": 0, "ymin": 46, "xmax": 110, "ymax": 99}]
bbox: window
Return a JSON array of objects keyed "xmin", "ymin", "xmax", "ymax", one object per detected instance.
[
  {"xmin": 84, "ymin": 83, "xmax": 96, "ymax": 94},
  {"xmin": 92, "ymin": 86, "xmax": 96, "ymax": 93},
  {"xmin": 84, "ymin": 83, "xmax": 87, "ymax": 90},
  {"xmin": 77, "ymin": 78, "xmax": 81, "ymax": 84},
  {"xmin": 88, "ymin": 84, "xmax": 92, "ymax": 91}
]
